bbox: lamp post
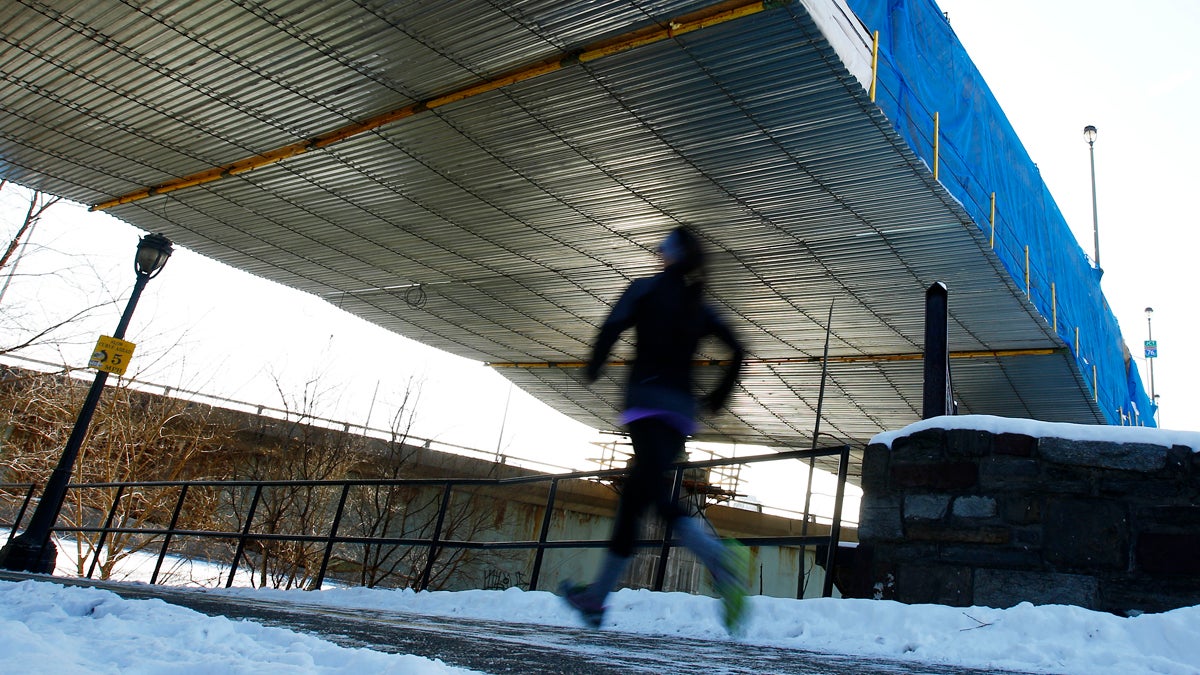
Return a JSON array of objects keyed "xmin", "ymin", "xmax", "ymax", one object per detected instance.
[
  {"xmin": 0, "ymin": 233, "xmax": 173, "ymax": 573},
  {"xmin": 1145, "ymin": 307, "xmax": 1157, "ymax": 424},
  {"xmin": 1084, "ymin": 125, "xmax": 1101, "ymax": 272}
]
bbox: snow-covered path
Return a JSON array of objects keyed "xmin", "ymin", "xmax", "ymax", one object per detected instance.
[{"xmin": 1, "ymin": 571, "xmax": 1033, "ymax": 675}]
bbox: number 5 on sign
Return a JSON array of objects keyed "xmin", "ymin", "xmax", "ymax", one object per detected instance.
[{"xmin": 89, "ymin": 335, "xmax": 136, "ymax": 376}]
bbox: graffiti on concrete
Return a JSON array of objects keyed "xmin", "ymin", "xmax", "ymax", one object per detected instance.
[{"xmin": 483, "ymin": 567, "xmax": 527, "ymax": 591}]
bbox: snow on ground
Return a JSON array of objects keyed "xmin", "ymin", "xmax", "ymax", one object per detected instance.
[
  {"xmin": 0, "ymin": 579, "xmax": 480, "ymax": 674},
  {"xmin": 222, "ymin": 583, "xmax": 1200, "ymax": 674},
  {"xmin": 2, "ymin": 565, "xmax": 1199, "ymax": 674}
]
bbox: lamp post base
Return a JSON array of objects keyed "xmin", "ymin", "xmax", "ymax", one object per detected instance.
[{"xmin": 0, "ymin": 531, "xmax": 57, "ymax": 574}]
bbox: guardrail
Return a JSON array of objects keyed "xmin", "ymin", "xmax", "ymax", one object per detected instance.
[{"xmin": 0, "ymin": 444, "xmax": 851, "ymax": 598}]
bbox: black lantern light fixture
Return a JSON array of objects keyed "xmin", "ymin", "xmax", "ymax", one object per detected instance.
[{"xmin": 0, "ymin": 233, "xmax": 173, "ymax": 573}]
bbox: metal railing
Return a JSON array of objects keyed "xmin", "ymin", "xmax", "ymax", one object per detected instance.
[{"xmin": 0, "ymin": 444, "xmax": 851, "ymax": 598}]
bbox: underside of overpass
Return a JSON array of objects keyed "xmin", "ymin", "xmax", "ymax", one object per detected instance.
[{"xmin": 0, "ymin": 0, "xmax": 1149, "ymax": 477}]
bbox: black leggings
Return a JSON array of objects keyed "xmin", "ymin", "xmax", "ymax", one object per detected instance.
[{"xmin": 609, "ymin": 417, "xmax": 687, "ymax": 557}]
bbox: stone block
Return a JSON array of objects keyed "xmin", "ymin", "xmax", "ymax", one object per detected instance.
[
  {"xmin": 1044, "ymin": 498, "xmax": 1129, "ymax": 571},
  {"xmin": 891, "ymin": 428, "xmax": 947, "ymax": 462},
  {"xmin": 999, "ymin": 496, "xmax": 1042, "ymax": 525},
  {"xmin": 939, "ymin": 544, "xmax": 1041, "ymax": 569},
  {"xmin": 896, "ymin": 563, "xmax": 972, "ymax": 606},
  {"xmin": 1041, "ymin": 465, "xmax": 1094, "ymax": 496},
  {"xmin": 945, "ymin": 428, "xmax": 993, "ymax": 457},
  {"xmin": 891, "ymin": 461, "xmax": 978, "ymax": 490},
  {"xmin": 1136, "ymin": 532, "xmax": 1200, "ymax": 576},
  {"xmin": 874, "ymin": 542, "xmax": 939, "ymax": 564},
  {"xmin": 952, "ymin": 495, "xmax": 997, "ymax": 519},
  {"xmin": 1099, "ymin": 476, "xmax": 1184, "ymax": 502},
  {"xmin": 1102, "ymin": 577, "xmax": 1200, "ymax": 615},
  {"xmin": 1010, "ymin": 526, "xmax": 1043, "ymax": 550},
  {"xmin": 858, "ymin": 494, "xmax": 903, "ymax": 542},
  {"xmin": 861, "ymin": 443, "xmax": 891, "ymax": 492},
  {"xmin": 979, "ymin": 456, "xmax": 1040, "ymax": 490},
  {"xmin": 993, "ymin": 432, "xmax": 1036, "ymax": 457},
  {"xmin": 1039, "ymin": 437, "xmax": 1168, "ymax": 473},
  {"xmin": 905, "ymin": 522, "xmax": 1010, "ymax": 545},
  {"xmin": 904, "ymin": 494, "xmax": 949, "ymax": 521},
  {"xmin": 975, "ymin": 568, "xmax": 1098, "ymax": 609},
  {"xmin": 1165, "ymin": 445, "xmax": 1191, "ymax": 472},
  {"xmin": 1134, "ymin": 505, "xmax": 1200, "ymax": 529}
]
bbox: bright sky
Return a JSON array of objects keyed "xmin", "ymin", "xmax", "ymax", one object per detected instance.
[
  {"xmin": 934, "ymin": 0, "xmax": 1200, "ymax": 430},
  {"xmin": 0, "ymin": 0, "xmax": 1196, "ymax": 511}
]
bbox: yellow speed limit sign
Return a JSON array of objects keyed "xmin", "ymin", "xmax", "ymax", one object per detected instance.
[{"xmin": 89, "ymin": 335, "xmax": 136, "ymax": 376}]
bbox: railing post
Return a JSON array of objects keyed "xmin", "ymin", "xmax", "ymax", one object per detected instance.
[
  {"xmin": 528, "ymin": 477, "xmax": 559, "ymax": 591},
  {"xmin": 821, "ymin": 445, "xmax": 851, "ymax": 598},
  {"xmin": 150, "ymin": 484, "xmax": 189, "ymax": 585},
  {"xmin": 652, "ymin": 466, "xmax": 686, "ymax": 592},
  {"xmin": 419, "ymin": 483, "xmax": 454, "ymax": 591},
  {"xmin": 799, "ymin": 299, "xmax": 835, "ymax": 599},
  {"xmin": 314, "ymin": 483, "xmax": 352, "ymax": 590},
  {"xmin": 86, "ymin": 485, "xmax": 126, "ymax": 579},
  {"xmin": 923, "ymin": 282, "xmax": 951, "ymax": 418},
  {"xmin": 6, "ymin": 484, "xmax": 37, "ymax": 543},
  {"xmin": 226, "ymin": 484, "xmax": 263, "ymax": 589}
]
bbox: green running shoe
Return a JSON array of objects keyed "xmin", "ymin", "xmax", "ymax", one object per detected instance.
[
  {"xmin": 716, "ymin": 539, "xmax": 751, "ymax": 635},
  {"xmin": 559, "ymin": 580, "xmax": 605, "ymax": 629}
]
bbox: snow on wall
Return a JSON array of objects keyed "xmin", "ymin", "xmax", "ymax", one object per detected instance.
[{"xmin": 871, "ymin": 414, "xmax": 1200, "ymax": 452}]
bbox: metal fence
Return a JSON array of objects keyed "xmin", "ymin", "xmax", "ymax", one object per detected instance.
[{"xmin": 1, "ymin": 444, "xmax": 851, "ymax": 598}]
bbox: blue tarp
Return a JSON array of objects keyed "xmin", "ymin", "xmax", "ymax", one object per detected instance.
[{"xmin": 843, "ymin": 0, "xmax": 1155, "ymax": 425}]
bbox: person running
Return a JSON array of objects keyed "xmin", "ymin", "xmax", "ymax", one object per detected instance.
[{"xmin": 561, "ymin": 226, "xmax": 749, "ymax": 633}]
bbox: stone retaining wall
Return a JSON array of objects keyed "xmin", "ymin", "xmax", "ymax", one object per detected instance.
[{"xmin": 857, "ymin": 423, "xmax": 1200, "ymax": 614}]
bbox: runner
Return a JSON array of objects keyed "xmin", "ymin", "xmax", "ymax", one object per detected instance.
[{"xmin": 561, "ymin": 226, "xmax": 749, "ymax": 633}]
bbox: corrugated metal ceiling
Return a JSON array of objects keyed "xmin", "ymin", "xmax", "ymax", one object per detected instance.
[{"xmin": 0, "ymin": 0, "xmax": 1099, "ymax": 476}]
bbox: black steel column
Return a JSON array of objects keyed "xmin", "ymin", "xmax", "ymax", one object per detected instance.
[{"xmin": 922, "ymin": 282, "xmax": 951, "ymax": 419}]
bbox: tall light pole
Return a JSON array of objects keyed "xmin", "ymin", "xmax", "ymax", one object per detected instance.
[
  {"xmin": 1084, "ymin": 125, "xmax": 1101, "ymax": 272},
  {"xmin": 1145, "ymin": 307, "xmax": 1158, "ymax": 425},
  {"xmin": 0, "ymin": 233, "xmax": 173, "ymax": 573}
]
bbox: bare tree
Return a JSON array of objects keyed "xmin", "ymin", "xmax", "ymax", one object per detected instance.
[
  {"xmin": 222, "ymin": 371, "xmax": 375, "ymax": 590},
  {"xmin": 0, "ymin": 368, "xmax": 229, "ymax": 579},
  {"xmin": 0, "ymin": 358, "xmax": 504, "ymax": 591},
  {"xmin": 0, "ymin": 180, "xmax": 58, "ymax": 277},
  {"xmin": 0, "ymin": 183, "xmax": 119, "ymax": 356}
]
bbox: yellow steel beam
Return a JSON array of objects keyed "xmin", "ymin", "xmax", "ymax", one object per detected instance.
[{"xmin": 91, "ymin": 0, "xmax": 788, "ymax": 212}]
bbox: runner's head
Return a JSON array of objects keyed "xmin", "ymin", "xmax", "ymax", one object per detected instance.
[{"xmin": 656, "ymin": 227, "xmax": 704, "ymax": 273}]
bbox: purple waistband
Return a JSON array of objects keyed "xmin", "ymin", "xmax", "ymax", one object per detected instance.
[{"xmin": 619, "ymin": 407, "xmax": 696, "ymax": 436}]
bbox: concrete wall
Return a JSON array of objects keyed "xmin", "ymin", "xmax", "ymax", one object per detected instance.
[
  {"xmin": 857, "ymin": 423, "xmax": 1200, "ymax": 614},
  {"xmin": 416, "ymin": 463, "xmax": 836, "ymax": 599},
  {"xmin": 239, "ymin": 413, "xmax": 842, "ymax": 598}
]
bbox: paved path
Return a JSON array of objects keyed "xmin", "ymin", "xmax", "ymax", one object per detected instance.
[{"xmin": 0, "ymin": 572, "xmax": 1032, "ymax": 674}]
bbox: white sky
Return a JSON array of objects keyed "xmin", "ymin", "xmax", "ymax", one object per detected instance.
[
  {"xmin": 1, "ymin": 0, "xmax": 1197, "ymax": 510},
  {"xmin": 934, "ymin": 0, "xmax": 1200, "ymax": 430}
]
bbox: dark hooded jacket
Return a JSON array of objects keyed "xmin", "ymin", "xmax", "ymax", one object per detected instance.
[{"xmin": 586, "ymin": 263, "xmax": 743, "ymax": 425}]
